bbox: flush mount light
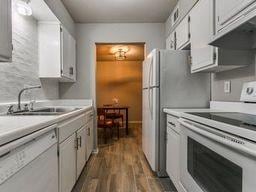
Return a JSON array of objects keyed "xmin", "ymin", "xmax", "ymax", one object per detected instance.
[
  {"xmin": 111, "ymin": 46, "xmax": 129, "ymax": 61},
  {"xmin": 115, "ymin": 49, "xmax": 127, "ymax": 61},
  {"xmin": 16, "ymin": 0, "xmax": 32, "ymax": 16}
]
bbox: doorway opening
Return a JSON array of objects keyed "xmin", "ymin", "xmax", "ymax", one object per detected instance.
[{"xmin": 96, "ymin": 43, "xmax": 145, "ymax": 145}]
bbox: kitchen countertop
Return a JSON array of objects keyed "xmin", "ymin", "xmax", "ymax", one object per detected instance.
[
  {"xmin": 163, "ymin": 108, "xmax": 227, "ymax": 117},
  {"xmin": 0, "ymin": 105, "xmax": 93, "ymax": 146}
]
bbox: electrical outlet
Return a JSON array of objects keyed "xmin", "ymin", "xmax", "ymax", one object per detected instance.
[{"xmin": 224, "ymin": 81, "xmax": 231, "ymax": 93}]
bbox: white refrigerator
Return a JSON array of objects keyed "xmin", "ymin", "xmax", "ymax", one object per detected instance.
[{"xmin": 142, "ymin": 49, "xmax": 210, "ymax": 177}]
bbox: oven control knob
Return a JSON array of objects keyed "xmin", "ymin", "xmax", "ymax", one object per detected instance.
[{"xmin": 246, "ymin": 87, "xmax": 254, "ymax": 95}]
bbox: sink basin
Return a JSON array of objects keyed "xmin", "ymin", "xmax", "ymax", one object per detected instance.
[{"xmin": 2, "ymin": 107, "xmax": 81, "ymax": 116}]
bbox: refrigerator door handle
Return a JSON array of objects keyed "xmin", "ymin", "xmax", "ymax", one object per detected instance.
[
  {"xmin": 148, "ymin": 57, "xmax": 153, "ymax": 88},
  {"xmin": 148, "ymin": 57, "xmax": 153, "ymax": 119},
  {"xmin": 149, "ymin": 88, "xmax": 153, "ymax": 119}
]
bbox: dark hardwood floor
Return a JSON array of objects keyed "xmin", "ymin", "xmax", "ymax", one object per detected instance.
[{"xmin": 72, "ymin": 124, "xmax": 177, "ymax": 192}]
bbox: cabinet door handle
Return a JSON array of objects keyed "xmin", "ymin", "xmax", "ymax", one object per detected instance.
[
  {"xmin": 75, "ymin": 138, "xmax": 79, "ymax": 149},
  {"xmin": 87, "ymin": 127, "xmax": 91, "ymax": 136},
  {"xmin": 79, "ymin": 136, "xmax": 82, "ymax": 147},
  {"xmin": 69, "ymin": 67, "xmax": 74, "ymax": 75},
  {"xmin": 168, "ymin": 121, "xmax": 176, "ymax": 127}
]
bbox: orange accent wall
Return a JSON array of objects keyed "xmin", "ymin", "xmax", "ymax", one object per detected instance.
[{"xmin": 96, "ymin": 61, "xmax": 142, "ymax": 122}]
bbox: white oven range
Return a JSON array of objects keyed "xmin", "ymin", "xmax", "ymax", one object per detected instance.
[
  {"xmin": 179, "ymin": 118, "xmax": 256, "ymax": 192},
  {"xmin": 177, "ymin": 81, "xmax": 256, "ymax": 192}
]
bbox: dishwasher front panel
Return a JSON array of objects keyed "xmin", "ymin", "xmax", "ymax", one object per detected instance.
[{"xmin": 0, "ymin": 143, "xmax": 58, "ymax": 192}]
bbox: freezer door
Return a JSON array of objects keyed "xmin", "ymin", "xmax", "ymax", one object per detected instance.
[
  {"xmin": 149, "ymin": 50, "xmax": 160, "ymax": 88},
  {"xmin": 142, "ymin": 87, "xmax": 159, "ymax": 172},
  {"xmin": 143, "ymin": 56, "xmax": 150, "ymax": 89},
  {"xmin": 143, "ymin": 49, "xmax": 160, "ymax": 89}
]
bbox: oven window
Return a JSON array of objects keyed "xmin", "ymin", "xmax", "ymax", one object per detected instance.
[{"xmin": 188, "ymin": 137, "xmax": 242, "ymax": 192}]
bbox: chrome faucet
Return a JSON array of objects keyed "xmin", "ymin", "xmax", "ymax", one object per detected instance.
[{"xmin": 17, "ymin": 85, "xmax": 42, "ymax": 111}]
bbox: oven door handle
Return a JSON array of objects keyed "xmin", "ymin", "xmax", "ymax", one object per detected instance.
[{"xmin": 179, "ymin": 119, "xmax": 256, "ymax": 158}]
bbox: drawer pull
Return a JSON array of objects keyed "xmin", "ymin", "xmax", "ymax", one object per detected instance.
[{"xmin": 168, "ymin": 121, "xmax": 176, "ymax": 127}]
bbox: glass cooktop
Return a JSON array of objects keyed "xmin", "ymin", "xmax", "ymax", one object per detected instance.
[{"xmin": 188, "ymin": 112, "xmax": 256, "ymax": 131}]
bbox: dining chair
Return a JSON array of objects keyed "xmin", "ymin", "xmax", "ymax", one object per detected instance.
[
  {"xmin": 103, "ymin": 104, "xmax": 124, "ymax": 128},
  {"xmin": 97, "ymin": 108, "xmax": 119, "ymax": 143}
]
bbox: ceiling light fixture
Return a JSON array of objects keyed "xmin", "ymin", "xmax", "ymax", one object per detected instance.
[
  {"xmin": 16, "ymin": 0, "xmax": 33, "ymax": 16},
  {"xmin": 115, "ymin": 48, "xmax": 127, "ymax": 61}
]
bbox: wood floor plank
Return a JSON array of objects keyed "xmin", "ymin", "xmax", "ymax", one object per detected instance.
[
  {"xmin": 72, "ymin": 124, "xmax": 177, "ymax": 192},
  {"xmin": 135, "ymin": 175, "xmax": 150, "ymax": 192}
]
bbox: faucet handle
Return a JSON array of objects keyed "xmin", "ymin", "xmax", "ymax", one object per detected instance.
[
  {"xmin": 24, "ymin": 104, "xmax": 29, "ymax": 111},
  {"xmin": 29, "ymin": 100, "xmax": 35, "ymax": 111},
  {"xmin": 7, "ymin": 105, "xmax": 14, "ymax": 114}
]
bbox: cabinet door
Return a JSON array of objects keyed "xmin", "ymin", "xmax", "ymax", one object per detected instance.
[
  {"xmin": 216, "ymin": 0, "xmax": 255, "ymax": 30},
  {"xmin": 166, "ymin": 31, "xmax": 176, "ymax": 50},
  {"xmin": 61, "ymin": 26, "xmax": 71, "ymax": 79},
  {"xmin": 0, "ymin": 0, "xmax": 12, "ymax": 61},
  {"xmin": 175, "ymin": 15, "xmax": 190, "ymax": 50},
  {"xmin": 76, "ymin": 126, "xmax": 87, "ymax": 179},
  {"xmin": 190, "ymin": 0, "xmax": 216, "ymax": 72},
  {"xmin": 86, "ymin": 119, "xmax": 94, "ymax": 161},
  {"xmin": 70, "ymin": 36, "xmax": 76, "ymax": 81},
  {"xmin": 59, "ymin": 133, "xmax": 77, "ymax": 192},
  {"xmin": 166, "ymin": 127, "xmax": 180, "ymax": 190}
]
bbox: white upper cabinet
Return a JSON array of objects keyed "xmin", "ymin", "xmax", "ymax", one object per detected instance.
[
  {"xmin": 211, "ymin": 0, "xmax": 256, "ymax": 49},
  {"xmin": 190, "ymin": 0, "xmax": 215, "ymax": 72},
  {"xmin": 39, "ymin": 23, "xmax": 76, "ymax": 82},
  {"xmin": 166, "ymin": 31, "xmax": 176, "ymax": 50},
  {"xmin": 0, "ymin": 0, "xmax": 12, "ymax": 62},
  {"xmin": 175, "ymin": 15, "xmax": 190, "ymax": 50},
  {"xmin": 216, "ymin": 0, "xmax": 256, "ymax": 32},
  {"xmin": 190, "ymin": 0, "xmax": 252, "ymax": 73}
]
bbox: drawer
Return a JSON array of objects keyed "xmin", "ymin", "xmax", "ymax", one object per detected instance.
[
  {"xmin": 167, "ymin": 115, "xmax": 180, "ymax": 134},
  {"xmin": 85, "ymin": 110, "xmax": 94, "ymax": 124},
  {"xmin": 58, "ymin": 114, "xmax": 86, "ymax": 143}
]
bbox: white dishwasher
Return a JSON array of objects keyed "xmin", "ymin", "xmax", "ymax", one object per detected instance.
[{"xmin": 0, "ymin": 124, "xmax": 58, "ymax": 192}]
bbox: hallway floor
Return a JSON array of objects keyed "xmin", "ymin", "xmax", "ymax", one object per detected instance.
[{"xmin": 72, "ymin": 124, "xmax": 177, "ymax": 192}]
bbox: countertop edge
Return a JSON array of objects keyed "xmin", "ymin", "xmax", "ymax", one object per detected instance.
[{"xmin": 0, "ymin": 105, "xmax": 93, "ymax": 146}]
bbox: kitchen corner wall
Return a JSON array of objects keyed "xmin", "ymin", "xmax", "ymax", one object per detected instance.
[
  {"xmin": 0, "ymin": 2, "xmax": 59, "ymax": 103},
  {"xmin": 211, "ymin": 55, "xmax": 256, "ymax": 101},
  {"xmin": 59, "ymin": 23, "xmax": 165, "ymax": 102}
]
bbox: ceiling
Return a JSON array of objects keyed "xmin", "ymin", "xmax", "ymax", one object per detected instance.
[
  {"xmin": 96, "ymin": 43, "xmax": 145, "ymax": 61},
  {"xmin": 61, "ymin": 0, "xmax": 177, "ymax": 23}
]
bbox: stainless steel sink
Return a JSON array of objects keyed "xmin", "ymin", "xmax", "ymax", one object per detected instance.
[{"xmin": 2, "ymin": 107, "xmax": 81, "ymax": 116}]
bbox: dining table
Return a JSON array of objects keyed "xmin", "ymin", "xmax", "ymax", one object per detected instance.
[{"xmin": 99, "ymin": 105, "xmax": 129, "ymax": 135}]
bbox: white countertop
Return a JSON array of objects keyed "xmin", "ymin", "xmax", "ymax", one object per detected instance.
[
  {"xmin": 163, "ymin": 108, "xmax": 226, "ymax": 117},
  {"xmin": 0, "ymin": 104, "xmax": 93, "ymax": 146}
]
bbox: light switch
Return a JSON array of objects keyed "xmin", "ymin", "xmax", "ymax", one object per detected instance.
[{"xmin": 224, "ymin": 81, "xmax": 231, "ymax": 93}]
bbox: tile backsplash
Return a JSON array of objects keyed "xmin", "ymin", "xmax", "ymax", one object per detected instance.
[{"xmin": 0, "ymin": 2, "xmax": 59, "ymax": 103}]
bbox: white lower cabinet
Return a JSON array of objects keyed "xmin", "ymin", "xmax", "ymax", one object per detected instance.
[
  {"xmin": 59, "ymin": 133, "xmax": 77, "ymax": 192},
  {"xmin": 58, "ymin": 110, "xmax": 94, "ymax": 192},
  {"xmin": 76, "ymin": 126, "xmax": 87, "ymax": 178},
  {"xmin": 166, "ymin": 115, "xmax": 181, "ymax": 191},
  {"xmin": 86, "ymin": 116, "xmax": 94, "ymax": 161}
]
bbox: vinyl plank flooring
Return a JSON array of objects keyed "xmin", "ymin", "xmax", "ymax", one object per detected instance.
[{"xmin": 73, "ymin": 124, "xmax": 177, "ymax": 192}]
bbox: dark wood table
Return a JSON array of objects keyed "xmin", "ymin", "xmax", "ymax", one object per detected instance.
[{"xmin": 100, "ymin": 106, "xmax": 129, "ymax": 135}]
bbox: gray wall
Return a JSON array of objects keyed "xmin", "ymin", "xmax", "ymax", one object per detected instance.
[
  {"xmin": 59, "ymin": 23, "xmax": 165, "ymax": 102},
  {"xmin": 211, "ymin": 57, "xmax": 256, "ymax": 101},
  {"xmin": 0, "ymin": 2, "xmax": 59, "ymax": 103}
]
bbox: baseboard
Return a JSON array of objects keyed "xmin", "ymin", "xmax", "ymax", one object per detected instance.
[
  {"xmin": 128, "ymin": 121, "xmax": 142, "ymax": 124},
  {"xmin": 92, "ymin": 148, "xmax": 99, "ymax": 154}
]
